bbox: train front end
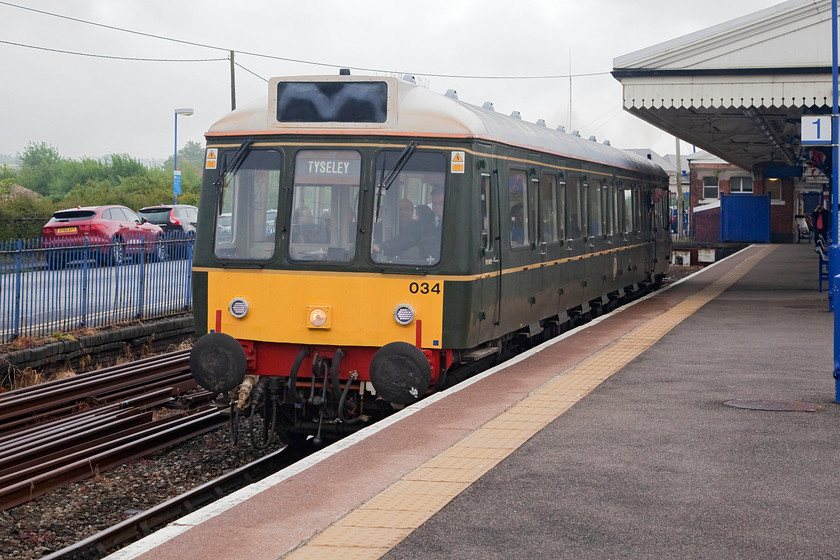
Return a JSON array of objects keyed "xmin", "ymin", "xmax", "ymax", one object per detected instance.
[{"xmin": 189, "ymin": 76, "xmax": 457, "ymax": 443}]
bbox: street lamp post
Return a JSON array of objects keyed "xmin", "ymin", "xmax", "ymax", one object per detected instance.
[{"xmin": 173, "ymin": 108, "xmax": 194, "ymax": 205}]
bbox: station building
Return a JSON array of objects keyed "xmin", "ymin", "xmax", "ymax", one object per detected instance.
[{"xmin": 612, "ymin": 0, "xmax": 834, "ymax": 243}]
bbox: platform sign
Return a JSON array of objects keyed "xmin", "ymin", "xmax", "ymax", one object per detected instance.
[{"xmin": 801, "ymin": 115, "xmax": 832, "ymax": 145}]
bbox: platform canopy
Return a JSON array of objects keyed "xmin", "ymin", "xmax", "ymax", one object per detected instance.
[{"xmin": 612, "ymin": 0, "xmax": 834, "ymax": 172}]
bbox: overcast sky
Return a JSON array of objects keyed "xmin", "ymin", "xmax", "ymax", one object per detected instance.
[{"xmin": 1, "ymin": 0, "xmax": 782, "ymax": 162}]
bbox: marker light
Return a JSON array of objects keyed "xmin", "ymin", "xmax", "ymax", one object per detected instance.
[
  {"xmin": 229, "ymin": 297, "xmax": 249, "ymax": 319},
  {"xmin": 393, "ymin": 303, "xmax": 415, "ymax": 326},
  {"xmin": 307, "ymin": 306, "xmax": 331, "ymax": 329}
]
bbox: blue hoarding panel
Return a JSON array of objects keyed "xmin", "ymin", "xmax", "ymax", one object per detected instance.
[{"xmin": 720, "ymin": 195, "xmax": 771, "ymax": 243}]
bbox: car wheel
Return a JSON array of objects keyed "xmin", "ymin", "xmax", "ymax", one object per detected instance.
[
  {"xmin": 155, "ymin": 235, "xmax": 168, "ymax": 262},
  {"xmin": 110, "ymin": 237, "xmax": 125, "ymax": 266}
]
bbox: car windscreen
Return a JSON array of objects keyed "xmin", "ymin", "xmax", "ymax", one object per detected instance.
[
  {"xmin": 139, "ymin": 209, "xmax": 171, "ymax": 223},
  {"xmin": 52, "ymin": 210, "xmax": 97, "ymax": 222}
]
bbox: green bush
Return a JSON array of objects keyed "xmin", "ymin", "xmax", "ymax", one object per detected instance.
[
  {"xmin": 1, "ymin": 142, "xmax": 204, "ymax": 242},
  {"xmin": 0, "ymin": 196, "xmax": 56, "ymax": 240}
]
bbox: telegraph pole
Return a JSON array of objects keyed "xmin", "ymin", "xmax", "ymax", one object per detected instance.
[{"xmin": 230, "ymin": 50, "xmax": 237, "ymax": 111}]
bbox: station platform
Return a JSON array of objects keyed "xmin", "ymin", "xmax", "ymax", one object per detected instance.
[{"xmin": 110, "ymin": 242, "xmax": 839, "ymax": 560}]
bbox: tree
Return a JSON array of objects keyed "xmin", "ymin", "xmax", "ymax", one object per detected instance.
[
  {"xmin": 181, "ymin": 141, "xmax": 204, "ymax": 168},
  {"xmin": 16, "ymin": 142, "xmax": 63, "ymax": 197},
  {"xmin": 106, "ymin": 154, "xmax": 148, "ymax": 181},
  {"xmin": 163, "ymin": 140, "xmax": 204, "ymax": 179}
]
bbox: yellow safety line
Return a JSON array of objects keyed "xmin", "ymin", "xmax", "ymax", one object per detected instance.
[{"xmin": 282, "ymin": 245, "xmax": 775, "ymax": 560}]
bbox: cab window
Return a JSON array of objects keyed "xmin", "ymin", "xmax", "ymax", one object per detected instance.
[
  {"xmin": 290, "ymin": 150, "xmax": 361, "ymax": 262},
  {"xmin": 214, "ymin": 149, "xmax": 282, "ymax": 260},
  {"xmin": 371, "ymin": 150, "xmax": 446, "ymax": 266}
]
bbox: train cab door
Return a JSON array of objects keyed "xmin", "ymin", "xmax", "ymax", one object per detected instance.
[
  {"xmin": 563, "ymin": 175, "xmax": 586, "ymax": 311},
  {"xmin": 535, "ymin": 171, "xmax": 566, "ymax": 320},
  {"xmin": 651, "ymin": 186, "xmax": 669, "ymax": 272},
  {"xmin": 584, "ymin": 178, "xmax": 611, "ymax": 304},
  {"xmin": 478, "ymin": 171, "xmax": 501, "ymax": 341}
]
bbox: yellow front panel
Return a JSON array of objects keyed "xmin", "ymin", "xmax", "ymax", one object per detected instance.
[{"xmin": 203, "ymin": 269, "xmax": 445, "ymax": 349}]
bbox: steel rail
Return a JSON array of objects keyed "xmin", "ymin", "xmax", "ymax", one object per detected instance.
[
  {"xmin": 0, "ymin": 350, "xmax": 220, "ymax": 511},
  {"xmin": 0, "ymin": 406, "xmax": 226, "ymax": 510},
  {"xmin": 39, "ymin": 445, "xmax": 315, "ymax": 560},
  {"xmin": 0, "ymin": 351, "xmax": 191, "ymax": 430}
]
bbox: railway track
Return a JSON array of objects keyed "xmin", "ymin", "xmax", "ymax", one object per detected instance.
[
  {"xmin": 0, "ymin": 350, "xmax": 222, "ymax": 511},
  {"xmin": 39, "ymin": 445, "xmax": 312, "ymax": 560}
]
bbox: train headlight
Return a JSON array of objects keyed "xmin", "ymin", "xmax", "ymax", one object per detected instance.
[
  {"xmin": 307, "ymin": 306, "xmax": 331, "ymax": 329},
  {"xmin": 393, "ymin": 303, "xmax": 415, "ymax": 326},
  {"xmin": 228, "ymin": 297, "xmax": 249, "ymax": 319}
]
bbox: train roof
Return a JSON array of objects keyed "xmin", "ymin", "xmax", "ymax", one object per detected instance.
[{"xmin": 207, "ymin": 75, "xmax": 667, "ymax": 179}]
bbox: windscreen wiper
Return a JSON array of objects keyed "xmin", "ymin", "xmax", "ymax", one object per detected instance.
[
  {"xmin": 214, "ymin": 138, "xmax": 254, "ymax": 212},
  {"xmin": 375, "ymin": 140, "xmax": 417, "ymax": 222},
  {"xmin": 214, "ymin": 138, "xmax": 254, "ymax": 187}
]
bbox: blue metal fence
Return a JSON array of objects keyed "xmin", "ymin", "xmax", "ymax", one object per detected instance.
[{"xmin": 0, "ymin": 235, "xmax": 193, "ymax": 344}]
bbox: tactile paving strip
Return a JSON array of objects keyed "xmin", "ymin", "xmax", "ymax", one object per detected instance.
[{"xmin": 282, "ymin": 245, "xmax": 776, "ymax": 559}]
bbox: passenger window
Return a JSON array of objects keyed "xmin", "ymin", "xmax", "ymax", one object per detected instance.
[
  {"xmin": 602, "ymin": 180, "xmax": 611, "ymax": 235},
  {"xmin": 588, "ymin": 182, "xmax": 603, "ymax": 237},
  {"xmin": 566, "ymin": 176, "xmax": 583, "ymax": 239},
  {"xmin": 557, "ymin": 178, "xmax": 566, "ymax": 240},
  {"xmin": 539, "ymin": 172, "xmax": 558, "ymax": 244},
  {"xmin": 508, "ymin": 169, "xmax": 529, "ymax": 248},
  {"xmin": 623, "ymin": 188, "xmax": 634, "ymax": 233},
  {"xmin": 613, "ymin": 185, "xmax": 623, "ymax": 234},
  {"xmin": 480, "ymin": 173, "xmax": 492, "ymax": 251}
]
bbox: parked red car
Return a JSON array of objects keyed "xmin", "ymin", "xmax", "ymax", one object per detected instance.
[{"xmin": 42, "ymin": 205, "xmax": 166, "ymax": 268}]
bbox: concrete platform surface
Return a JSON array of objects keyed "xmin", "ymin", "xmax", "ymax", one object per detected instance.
[{"xmin": 110, "ymin": 243, "xmax": 838, "ymax": 560}]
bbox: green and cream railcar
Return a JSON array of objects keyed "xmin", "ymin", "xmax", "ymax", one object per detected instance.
[{"xmin": 189, "ymin": 74, "xmax": 670, "ymax": 443}]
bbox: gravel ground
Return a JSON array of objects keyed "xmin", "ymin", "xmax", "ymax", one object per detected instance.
[
  {"xmin": 663, "ymin": 264, "xmax": 703, "ymax": 284},
  {"xmin": 1, "ymin": 264, "xmax": 701, "ymax": 559},
  {"xmin": 1, "ymin": 419, "xmax": 285, "ymax": 560}
]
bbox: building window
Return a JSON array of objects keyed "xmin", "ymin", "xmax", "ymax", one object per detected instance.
[
  {"xmin": 731, "ymin": 176, "xmax": 753, "ymax": 194},
  {"xmin": 703, "ymin": 177, "xmax": 719, "ymax": 200}
]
